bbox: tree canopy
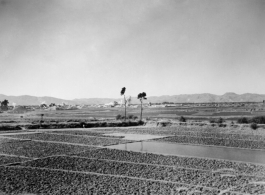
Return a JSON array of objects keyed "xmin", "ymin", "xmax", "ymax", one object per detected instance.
[
  {"xmin": 121, "ymin": 87, "xmax": 126, "ymax": 96},
  {"xmin": 120, "ymin": 87, "xmax": 127, "ymax": 121},
  {"xmin": 137, "ymin": 92, "xmax": 147, "ymax": 100},
  {"xmin": 0, "ymin": 99, "xmax": 9, "ymax": 111},
  {"xmin": 1, "ymin": 99, "xmax": 9, "ymax": 107}
]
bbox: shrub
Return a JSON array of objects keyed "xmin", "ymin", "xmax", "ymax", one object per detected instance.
[
  {"xmin": 99, "ymin": 122, "xmax": 107, "ymax": 127},
  {"xmin": 179, "ymin": 116, "xmax": 186, "ymax": 122},
  {"xmin": 209, "ymin": 117, "xmax": 224, "ymax": 124},
  {"xmin": 237, "ymin": 116, "xmax": 265, "ymax": 124},
  {"xmin": 209, "ymin": 118, "xmax": 215, "ymax": 124},
  {"xmin": 128, "ymin": 115, "xmax": 134, "ymax": 119},
  {"xmin": 79, "ymin": 122, "xmax": 86, "ymax": 128},
  {"xmin": 250, "ymin": 116, "xmax": 265, "ymax": 124},
  {"xmin": 116, "ymin": 114, "xmax": 122, "ymax": 120},
  {"xmin": 237, "ymin": 117, "xmax": 249, "ymax": 124},
  {"xmin": 133, "ymin": 116, "xmax": 138, "ymax": 120},
  {"xmin": 217, "ymin": 117, "xmax": 224, "ymax": 124},
  {"xmin": 138, "ymin": 120, "xmax": 144, "ymax": 125},
  {"xmin": 219, "ymin": 124, "xmax": 227, "ymax": 127},
  {"xmin": 121, "ymin": 122, "xmax": 128, "ymax": 127},
  {"xmin": 250, "ymin": 122, "xmax": 258, "ymax": 130}
]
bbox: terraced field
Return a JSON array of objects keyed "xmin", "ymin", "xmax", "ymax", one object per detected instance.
[
  {"xmin": 0, "ymin": 154, "xmax": 30, "ymax": 165},
  {"xmin": 3, "ymin": 133, "xmax": 133, "ymax": 146},
  {"xmin": 0, "ymin": 126, "xmax": 265, "ymax": 194}
]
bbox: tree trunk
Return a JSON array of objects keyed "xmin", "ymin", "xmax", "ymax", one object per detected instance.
[
  {"xmin": 124, "ymin": 95, "xmax": 126, "ymax": 122},
  {"xmin": 140, "ymin": 100, "xmax": 143, "ymax": 121}
]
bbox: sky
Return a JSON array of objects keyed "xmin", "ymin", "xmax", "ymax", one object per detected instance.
[{"xmin": 0, "ymin": 0, "xmax": 265, "ymax": 100}]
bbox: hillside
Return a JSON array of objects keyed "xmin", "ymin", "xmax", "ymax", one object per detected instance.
[
  {"xmin": 0, "ymin": 94, "xmax": 75, "ymax": 105},
  {"xmin": 146, "ymin": 93, "xmax": 265, "ymax": 103}
]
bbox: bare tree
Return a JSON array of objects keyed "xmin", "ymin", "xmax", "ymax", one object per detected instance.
[
  {"xmin": 137, "ymin": 92, "xmax": 147, "ymax": 121},
  {"xmin": 126, "ymin": 96, "xmax": 131, "ymax": 106},
  {"xmin": 120, "ymin": 87, "xmax": 127, "ymax": 121}
]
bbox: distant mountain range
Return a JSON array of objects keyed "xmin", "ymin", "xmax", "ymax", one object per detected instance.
[
  {"xmin": 0, "ymin": 94, "xmax": 74, "ymax": 106},
  {"xmin": 1, "ymin": 92, "xmax": 265, "ymax": 105}
]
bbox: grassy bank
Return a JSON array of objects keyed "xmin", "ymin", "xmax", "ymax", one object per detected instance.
[{"xmin": 0, "ymin": 120, "xmax": 144, "ymax": 131}]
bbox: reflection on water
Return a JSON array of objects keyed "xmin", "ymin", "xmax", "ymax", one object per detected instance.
[
  {"xmin": 103, "ymin": 133, "xmax": 169, "ymax": 141},
  {"xmin": 107, "ymin": 141, "xmax": 265, "ymax": 164}
]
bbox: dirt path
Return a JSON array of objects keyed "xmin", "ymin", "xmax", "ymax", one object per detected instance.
[
  {"xmin": 43, "ymin": 132, "xmax": 126, "ymax": 140},
  {"xmin": 0, "ymin": 131, "xmax": 39, "ymax": 136},
  {"xmin": 0, "ymin": 135, "xmax": 107, "ymax": 147},
  {"xmin": 0, "ymin": 153, "xmax": 33, "ymax": 159}
]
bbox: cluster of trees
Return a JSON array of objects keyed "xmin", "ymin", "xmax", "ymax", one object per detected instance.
[
  {"xmin": 120, "ymin": 87, "xmax": 147, "ymax": 121},
  {"xmin": 208, "ymin": 116, "xmax": 262, "ymax": 130},
  {"xmin": 0, "ymin": 99, "xmax": 9, "ymax": 111},
  {"xmin": 237, "ymin": 116, "xmax": 265, "ymax": 124},
  {"xmin": 162, "ymin": 102, "xmax": 175, "ymax": 104},
  {"xmin": 116, "ymin": 114, "xmax": 138, "ymax": 120},
  {"xmin": 40, "ymin": 103, "xmax": 56, "ymax": 108}
]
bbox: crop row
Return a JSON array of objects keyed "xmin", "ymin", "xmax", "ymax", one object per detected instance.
[
  {"xmin": 151, "ymin": 130, "xmax": 265, "ymax": 141},
  {"xmin": 4, "ymin": 133, "xmax": 131, "ymax": 146},
  {"xmin": 76, "ymin": 148, "xmax": 265, "ymax": 177},
  {"xmin": 94, "ymin": 126, "xmax": 237, "ymax": 134},
  {"xmin": 0, "ymin": 137, "xmax": 26, "ymax": 143},
  {"xmin": 88, "ymin": 126, "xmax": 259, "ymax": 137},
  {"xmin": 0, "ymin": 166, "xmax": 221, "ymax": 195},
  {"xmin": 51, "ymin": 128, "xmax": 265, "ymax": 141},
  {"xmin": 45, "ymin": 130, "xmax": 124, "ymax": 138},
  {"xmin": 233, "ymin": 184, "xmax": 265, "ymax": 194},
  {"xmin": 154, "ymin": 136, "xmax": 265, "ymax": 150},
  {"xmin": 0, "ymin": 155, "xmax": 30, "ymax": 165},
  {"xmin": 0, "ymin": 139, "xmax": 96, "ymax": 158},
  {"xmin": 19, "ymin": 156, "xmax": 265, "ymax": 192}
]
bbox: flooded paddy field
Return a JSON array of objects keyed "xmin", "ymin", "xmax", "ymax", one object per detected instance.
[
  {"xmin": 108, "ymin": 141, "xmax": 265, "ymax": 164},
  {"xmin": 1, "ymin": 126, "xmax": 265, "ymax": 194}
]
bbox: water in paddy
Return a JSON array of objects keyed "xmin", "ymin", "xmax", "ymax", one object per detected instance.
[{"xmin": 107, "ymin": 141, "xmax": 265, "ymax": 164}]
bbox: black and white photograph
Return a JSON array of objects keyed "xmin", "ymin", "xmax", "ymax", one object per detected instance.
[{"xmin": 0, "ymin": 0, "xmax": 265, "ymax": 194}]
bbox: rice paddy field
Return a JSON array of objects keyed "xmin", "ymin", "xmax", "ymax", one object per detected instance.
[
  {"xmin": 1, "ymin": 124, "xmax": 265, "ymax": 194},
  {"xmin": 0, "ymin": 105, "xmax": 264, "ymax": 123}
]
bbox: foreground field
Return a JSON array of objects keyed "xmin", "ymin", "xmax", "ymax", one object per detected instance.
[{"xmin": 0, "ymin": 126, "xmax": 265, "ymax": 194}]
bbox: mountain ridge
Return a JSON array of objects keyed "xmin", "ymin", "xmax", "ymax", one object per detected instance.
[{"xmin": 1, "ymin": 93, "xmax": 265, "ymax": 105}]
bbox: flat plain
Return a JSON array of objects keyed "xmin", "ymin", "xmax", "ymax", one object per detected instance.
[{"xmin": 1, "ymin": 120, "xmax": 265, "ymax": 194}]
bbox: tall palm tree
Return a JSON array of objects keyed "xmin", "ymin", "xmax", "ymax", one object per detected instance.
[
  {"xmin": 121, "ymin": 87, "xmax": 127, "ymax": 121},
  {"xmin": 137, "ymin": 92, "xmax": 147, "ymax": 121}
]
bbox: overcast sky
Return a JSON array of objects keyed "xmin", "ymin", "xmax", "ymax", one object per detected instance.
[{"xmin": 0, "ymin": 0, "xmax": 264, "ymax": 99}]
